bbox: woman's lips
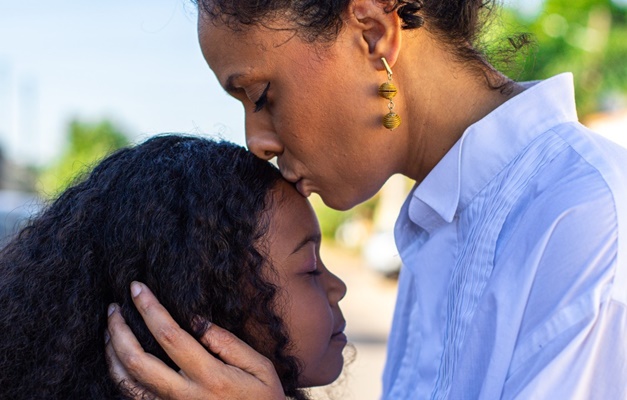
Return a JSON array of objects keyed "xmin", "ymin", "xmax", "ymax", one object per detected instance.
[
  {"xmin": 280, "ymin": 167, "xmax": 312, "ymax": 197},
  {"xmin": 277, "ymin": 163, "xmax": 311, "ymax": 196},
  {"xmin": 295, "ymin": 179, "xmax": 310, "ymax": 197}
]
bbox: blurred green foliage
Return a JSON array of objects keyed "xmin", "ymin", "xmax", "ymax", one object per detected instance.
[
  {"xmin": 494, "ymin": 0, "xmax": 627, "ymax": 116},
  {"xmin": 38, "ymin": 119, "xmax": 129, "ymax": 197},
  {"xmin": 311, "ymin": 194, "xmax": 377, "ymax": 240}
]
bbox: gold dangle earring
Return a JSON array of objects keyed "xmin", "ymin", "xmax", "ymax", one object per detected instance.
[{"xmin": 378, "ymin": 57, "xmax": 401, "ymax": 130}]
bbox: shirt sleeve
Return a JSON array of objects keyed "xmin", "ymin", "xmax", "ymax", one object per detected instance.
[{"xmin": 497, "ymin": 170, "xmax": 627, "ymax": 400}]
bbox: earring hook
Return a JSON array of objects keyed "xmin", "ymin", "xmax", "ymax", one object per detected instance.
[{"xmin": 381, "ymin": 57, "xmax": 393, "ymax": 79}]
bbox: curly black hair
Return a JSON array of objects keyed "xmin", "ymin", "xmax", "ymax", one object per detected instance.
[
  {"xmin": 0, "ymin": 135, "xmax": 310, "ymax": 399},
  {"xmin": 195, "ymin": 0, "xmax": 529, "ymax": 88}
]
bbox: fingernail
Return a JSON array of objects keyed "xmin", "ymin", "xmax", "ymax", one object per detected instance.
[
  {"xmin": 104, "ymin": 329, "xmax": 111, "ymax": 344},
  {"xmin": 130, "ymin": 281, "xmax": 142, "ymax": 298},
  {"xmin": 107, "ymin": 303, "xmax": 116, "ymax": 317}
]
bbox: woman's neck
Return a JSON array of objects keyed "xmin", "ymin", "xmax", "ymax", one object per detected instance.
[{"xmin": 395, "ymin": 32, "xmax": 525, "ymax": 183}]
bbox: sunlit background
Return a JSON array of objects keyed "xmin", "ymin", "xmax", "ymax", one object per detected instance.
[{"xmin": 1, "ymin": 0, "xmax": 627, "ymax": 398}]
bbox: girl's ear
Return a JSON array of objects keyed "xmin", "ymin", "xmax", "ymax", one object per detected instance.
[{"xmin": 346, "ymin": 0, "xmax": 403, "ymax": 70}]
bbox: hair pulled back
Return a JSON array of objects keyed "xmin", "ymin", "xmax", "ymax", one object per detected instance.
[
  {"xmin": 196, "ymin": 0, "xmax": 500, "ymax": 71},
  {"xmin": 0, "ymin": 135, "xmax": 309, "ymax": 399}
]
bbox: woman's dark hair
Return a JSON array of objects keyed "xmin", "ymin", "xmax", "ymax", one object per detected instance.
[
  {"xmin": 0, "ymin": 135, "xmax": 309, "ymax": 399},
  {"xmin": 196, "ymin": 0, "xmax": 528, "ymax": 86}
]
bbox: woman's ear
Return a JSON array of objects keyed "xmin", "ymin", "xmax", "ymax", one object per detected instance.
[{"xmin": 348, "ymin": 0, "xmax": 402, "ymax": 69}]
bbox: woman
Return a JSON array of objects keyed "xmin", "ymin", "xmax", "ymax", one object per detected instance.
[
  {"xmin": 107, "ymin": 0, "xmax": 627, "ymax": 398},
  {"xmin": 0, "ymin": 135, "xmax": 347, "ymax": 399}
]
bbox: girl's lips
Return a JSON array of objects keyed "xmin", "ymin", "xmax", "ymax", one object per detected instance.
[
  {"xmin": 332, "ymin": 321, "xmax": 347, "ymax": 338},
  {"xmin": 331, "ymin": 331, "xmax": 347, "ymax": 343}
]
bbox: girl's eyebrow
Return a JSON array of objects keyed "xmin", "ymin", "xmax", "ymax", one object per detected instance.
[{"xmin": 290, "ymin": 233, "xmax": 321, "ymax": 255}]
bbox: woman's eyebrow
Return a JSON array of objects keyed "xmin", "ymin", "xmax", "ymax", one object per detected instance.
[{"xmin": 290, "ymin": 233, "xmax": 321, "ymax": 255}]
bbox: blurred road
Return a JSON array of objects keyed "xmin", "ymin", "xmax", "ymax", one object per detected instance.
[{"xmin": 310, "ymin": 244, "xmax": 398, "ymax": 400}]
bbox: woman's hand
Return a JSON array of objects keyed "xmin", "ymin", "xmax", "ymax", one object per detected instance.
[{"xmin": 105, "ymin": 282, "xmax": 286, "ymax": 400}]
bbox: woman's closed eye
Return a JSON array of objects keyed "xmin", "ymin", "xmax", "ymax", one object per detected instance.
[{"xmin": 253, "ymin": 82, "xmax": 270, "ymax": 112}]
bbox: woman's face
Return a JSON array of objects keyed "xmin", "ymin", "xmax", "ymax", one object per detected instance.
[
  {"xmin": 264, "ymin": 180, "xmax": 347, "ymax": 386},
  {"xmin": 198, "ymin": 14, "xmax": 404, "ymax": 210}
]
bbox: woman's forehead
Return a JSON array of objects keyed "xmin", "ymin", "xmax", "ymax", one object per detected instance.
[
  {"xmin": 198, "ymin": 12, "xmax": 300, "ymax": 52},
  {"xmin": 198, "ymin": 21, "xmax": 264, "ymax": 76},
  {"xmin": 198, "ymin": 18, "xmax": 314, "ymax": 84}
]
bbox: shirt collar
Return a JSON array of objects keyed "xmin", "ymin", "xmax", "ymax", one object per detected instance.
[{"xmin": 408, "ymin": 73, "xmax": 579, "ymax": 233}]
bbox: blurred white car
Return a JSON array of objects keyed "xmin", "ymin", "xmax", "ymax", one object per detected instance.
[{"xmin": 362, "ymin": 230, "xmax": 402, "ymax": 278}]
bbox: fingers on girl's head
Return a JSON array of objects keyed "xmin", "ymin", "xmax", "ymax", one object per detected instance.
[
  {"xmin": 198, "ymin": 323, "xmax": 277, "ymax": 380},
  {"xmin": 130, "ymin": 280, "xmax": 145, "ymax": 299},
  {"xmin": 191, "ymin": 315, "xmax": 212, "ymax": 337},
  {"xmin": 106, "ymin": 296, "xmax": 195, "ymax": 398},
  {"xmin": 128, "ymin": 282, "xmax": 178, "ymax": 332},
  {"xmin": 122, "ymin": 281, "xmax": 223, "ymax": 382},
  {"xmin": 106, "ymin": 302, "xmax": 144, "ymax": 359},
  {"xmin": 105, "ymin": 328, "xmax": 135, "ymax": 387}
]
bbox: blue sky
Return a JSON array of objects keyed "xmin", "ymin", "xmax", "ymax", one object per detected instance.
[{"xmin": 0, "ymin": 0, "xmax": 244, "ymax": 165}]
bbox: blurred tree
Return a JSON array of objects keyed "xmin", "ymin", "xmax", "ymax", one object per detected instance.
[
  {"xmin": 38, "ymin": 119, "xmax": 129, "ymax": 197},
  {"xmin": 494, "ymin": 0, "xmax": 627, "ymax": 116}
]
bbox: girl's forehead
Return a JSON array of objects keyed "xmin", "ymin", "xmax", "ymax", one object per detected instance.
[
  {"xmin": 257, "ymin": 181, "xmax": 318, "ymax": 261},
  {"xmin": 269, "ymin": 181, "xmax": 317, "ymax": 225}
]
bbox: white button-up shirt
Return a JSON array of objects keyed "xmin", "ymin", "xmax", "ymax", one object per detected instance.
[{"xmin": 383, "ymin": 73, "xmax": 627, "ymax": 399}]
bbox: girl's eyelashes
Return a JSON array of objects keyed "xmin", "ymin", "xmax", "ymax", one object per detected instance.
[
  {"xmin": 308, "ymin": 268, "xmax": 323, "ymax": 277},
  {"xmin": 253, "ymin": 82, "xmax": 271, "ymax": 113},
  {"xmin": 307, "ymin": 258, "xmax": 323, "ymax": 276},
  {"xmin": 305, "ymin": 256, "xmax": 321, "ymax": 276}
]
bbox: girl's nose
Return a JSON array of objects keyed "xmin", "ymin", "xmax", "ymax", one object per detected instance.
[{"xmin": 327, "ymin": 271, "xmax": 347, "ymax": 304}]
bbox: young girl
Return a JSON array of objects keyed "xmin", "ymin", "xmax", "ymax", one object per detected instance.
[{"xmin": 0, "ymin": 135, "xmax": 346, "ymax": 399}]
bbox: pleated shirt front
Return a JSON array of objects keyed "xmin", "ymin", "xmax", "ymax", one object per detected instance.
[{"xmin": 382, "ymin": 73, "xmax": 627, "ymax": 399}]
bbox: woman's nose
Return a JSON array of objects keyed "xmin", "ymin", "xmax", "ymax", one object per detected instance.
[
  {"xmin": 246, "ymin": 133, "xmax": 283, "ymax": 161},
  {"xmin": 245, "ymin": 117, "xmax": 283, "ymax": 161}
]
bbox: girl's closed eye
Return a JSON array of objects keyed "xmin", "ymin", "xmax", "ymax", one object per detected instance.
[{"xmin": 305, "ymin": 257, "xmax": 322, "ymax": 277}]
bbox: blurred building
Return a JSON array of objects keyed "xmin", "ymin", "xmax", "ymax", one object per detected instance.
[
  {"xmin": 0, "ymin": 146, "xmax": 40, "ymax": 245},
  {"xmin": 0, "ymin": 146, "xmax": 37, "ymax": 192}
]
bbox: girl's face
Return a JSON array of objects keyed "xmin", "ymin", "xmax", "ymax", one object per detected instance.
[
  {"xmin": 264, "ymin": 180, "xmax": 347, "ymax": 386},
  {"xmin": 198, "ymin": 14, "xmax": 406, "ymax": 211}
]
